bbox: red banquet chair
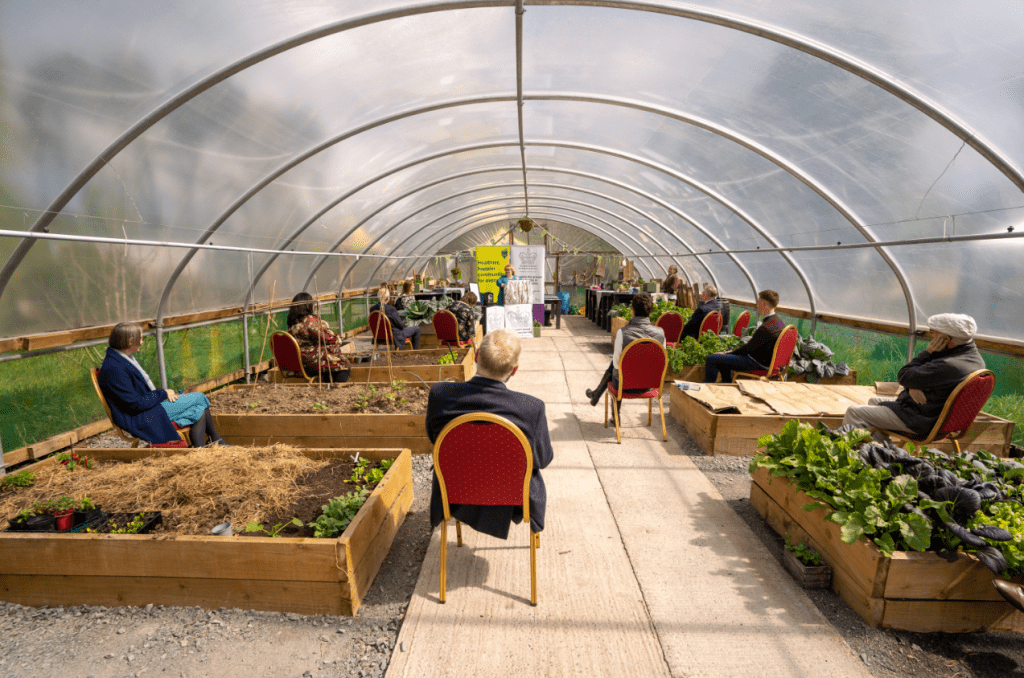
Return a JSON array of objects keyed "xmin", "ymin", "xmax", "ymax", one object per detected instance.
[
  {"xmin": 732, "ymin": 311, "xmax": 751, "ymax": 337},
  {"xmin": 872, "ymin": 369, "xmax": 996, "ymax": 455},
  {"xmin": 732, "ymin": 324, "xmax": 798, "ymax": 383},
  {"xmin": 89, "ymin": 367, "xmax": 190, "ymax": 448},
  {"xmin": 270, "ymin": 331, "xmax": 316, "ymax": 384},
  {"xmin": 432, "ymin": 412, "xmax": 539, "ymax": 606},
  {"xmin": 699, "ymin": 310, "xmax": 722, "ymax": 337},
  {"xmin": 655, "ymin": 311, "xmax": 684, "ymax": 347},
  {"xmin": 369, "ymin": 310, "xmax": 412, "ymax": 350},
  {"xmin": 432, "ymin": 309, "xmax": 470, "ymax": 348},
  {"xmin": 605, "ymin": 338, "xmax": 669, "ymax": 443}
]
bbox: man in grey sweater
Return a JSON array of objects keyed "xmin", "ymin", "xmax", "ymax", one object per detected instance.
[
  {"xmin": 586, "ymin": 292, "xmax": 666, "ymax": 406},
  {"xmin": 843, "ymin": 313, "xmax": 986, "ymax": 439}
]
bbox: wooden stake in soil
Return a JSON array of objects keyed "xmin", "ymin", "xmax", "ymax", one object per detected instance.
[
  {"xmin": 314, "ymin": 276, "xmax": 331, "ymax": 391},
  {"xmin": 256, "ymin": 280, "xmax": 277, "ymax": 371}
]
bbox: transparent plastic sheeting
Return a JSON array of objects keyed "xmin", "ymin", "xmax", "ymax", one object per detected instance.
[{"xmin": 1, "ymin": 2, "xmax": 1023, "ymax": 343}]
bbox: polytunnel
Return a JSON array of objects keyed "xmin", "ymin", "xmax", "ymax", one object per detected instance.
[{"xmin": 5, "ymin": 1, "xmax": 1024, "ymax": 665}]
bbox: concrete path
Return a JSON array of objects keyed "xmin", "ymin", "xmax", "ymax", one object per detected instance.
[{"xmin": 386, "ymin": 318, "xmax": 870, "ymax": 678}]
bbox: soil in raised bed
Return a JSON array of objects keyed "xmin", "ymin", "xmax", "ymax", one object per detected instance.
[
  {"xmin": 0, "ymin": 445, "xmax": 387, "ymax": 538},
  {"xmin": 359, "ymin": 348, "xmax": 465, "ymax": 367},
  {"xmin": 211, "ymin": 382, "xmax": 429, "ymax": 415}
]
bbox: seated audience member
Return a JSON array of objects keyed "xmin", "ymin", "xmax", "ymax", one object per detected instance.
[
  {"xmin": 586, "ymin": 292, "xmax": 666, "ymax": 407},
  {"xmin": 682, "ymin": 284, "xmax": 723, "ymax": 340},
  {"xmin": 426, "ymin": 329, "xmax": 554, "ymax": 540},
  {"xmin": 447, "ymin": 291, "xmax": 478, "ymax": 344},
  {"xmin": 394, "ymin": 281, "xmax": 416, "ymax": 311},
  {"xmin": 842, "ymin": 313, "xmax": 985, "ymax": 440},
  {"xmin": 98, "ymin": 322, "xmax": 225, "ymax": 447},
  {"xmin": 703, "ymin": 290, "xmax": 783, "ymax": 383},
  {"xmin": 287, "ymin": 292, "xmax": 351, "ymax": 383},
  {"xmin": 660, "ymin": 266, "xmax": 679, "ymax": 294},
  {"xmin": 370, "ymin": 286, "xmax": 421, "ymax": 350}
]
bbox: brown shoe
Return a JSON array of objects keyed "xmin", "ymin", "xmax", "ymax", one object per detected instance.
[{"xmin": 993, "ymin": 579, "xmax": 1024, "ymax": 613}]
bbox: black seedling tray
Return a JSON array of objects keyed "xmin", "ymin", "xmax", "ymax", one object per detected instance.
[{"xmin": 87, "ymin": 511, "xmax": 163, "ymax": 534}]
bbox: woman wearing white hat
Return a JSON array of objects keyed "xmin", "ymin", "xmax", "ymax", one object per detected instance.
[{"xmin": 842, "ymin": 313, "xmax": 986, "ymax": 439}]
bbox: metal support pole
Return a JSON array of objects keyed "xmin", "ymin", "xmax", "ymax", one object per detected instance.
[
  {"xmin": 242, "ymin": 313, "xmax": 252, "ymax": 384},
  {"xmin": 337, "ymin": 299, "xmax": 345, "ymax": 335},
  {"xmin": 156, "ymin": 323, "xmax": 168, "ymax": 390}
]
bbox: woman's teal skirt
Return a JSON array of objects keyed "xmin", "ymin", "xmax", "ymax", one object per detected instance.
[{"xmin": 160, "ymin": 392, "xmax": 210, "ymax": 426}]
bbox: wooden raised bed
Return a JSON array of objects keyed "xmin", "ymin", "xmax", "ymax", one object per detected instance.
[
  {"xmin": 269, "ymin": 346, "xmax": 475, "ymax": 384},
  {"xmin": 664, "ymin": 365, "xmax": 856, "ymax": 386},
  {"xmin": 212, "ymin": 383, "xmax": 431, "ymax": 455},
  {"xmin": 0, "ymin": 448, "xmax": 414, "ymax": 616},
  {"xmin": 750, "ymin": 466, "xmax": 1024, "ymax": 633},
  {"xmin": 670, "ymin": 384, "xmax": 1013, "ymax": 457},
  {"xmin": 418, "ymin": 322, "xmax": 482, "ymax": 349}
]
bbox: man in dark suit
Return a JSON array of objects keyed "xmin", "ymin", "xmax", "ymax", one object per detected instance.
[
  {"xmin": 703, "ymin": 290, "xmax": 784, "ymax": 383},
  {"xmin": 682, "ymin": 284, "xmax": 723, "ymax": 340},
  {"xmin": 427, "ymin": 329, "xmax": 554, "ymax": 540}
]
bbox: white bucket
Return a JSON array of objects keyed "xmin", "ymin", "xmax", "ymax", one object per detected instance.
[{"xmin": 211, "ymin": 522, "xmax": 233, "ymax": 537}]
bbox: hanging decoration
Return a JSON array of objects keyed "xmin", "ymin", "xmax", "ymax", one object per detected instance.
[{"xmin": 518, "ymin": 216, "xmax": 534, "ymax": 233}]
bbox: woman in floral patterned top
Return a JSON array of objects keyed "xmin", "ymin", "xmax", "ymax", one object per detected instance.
[
  {"xmin": 394, "ymin": 281, "xmax": 416, "ymax": 311},
  {"xmin": 447, "ymin": 291, "xmax": 478, "ymax": 343},
  {"xmin": 287, "ymin": 292, "xmax": 351, "ymax": 382}
]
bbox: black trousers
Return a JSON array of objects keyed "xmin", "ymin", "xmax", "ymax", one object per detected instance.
[{"xmin": 188, "ymin": 407, "xmax": 225, "ymax": 447}]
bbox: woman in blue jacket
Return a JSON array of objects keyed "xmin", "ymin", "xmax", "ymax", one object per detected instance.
[{"xmin": 97, "ymin": 322, "xmax": 225, "ymax": 447}]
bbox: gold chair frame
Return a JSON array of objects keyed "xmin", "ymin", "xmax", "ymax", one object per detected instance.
[
  {"xmin": 433, "ymin": 412, "xmax": 538, "ymax": 606},
  {"xmin": 604, "ymin": 338, "xmax": 669, "ymax": 443},
  {"xmin": 733, "ymin": 324, "xmax": 797, "ymax": 382},
  {"xmin": 89, "ymin": 367, "xmax": 190, "ymax": 447}
]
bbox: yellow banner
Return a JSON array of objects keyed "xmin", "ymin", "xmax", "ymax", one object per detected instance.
[{"xmin": 475, "ymin": 246, "xmax": 509, "ymax": 300}]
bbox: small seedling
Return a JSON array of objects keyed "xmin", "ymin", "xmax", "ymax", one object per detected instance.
[
  {"xmin": 309, "ymin": 489, "xmax": 370, "ymax": 538},
  {"xmin": 311, "ymin": 401, "xmax": 329, "ymax": 411},
  {"xmin": 78, "ymin": 497, "xmax": 96, "ymax": 511},
  {"xmin": 248, "ymin": 401, "xmax": 260, "ymax": 410},
  {"xmin": 0, "ymin": 470, "xmax": 35, "ymax": 489},
  {"xmin": 785, "ymin": 534, "xmax": 823, "ymax": 566},
  {"xmin": 244, "ymin": 517, "xmax": 303, "ymax": 537}
]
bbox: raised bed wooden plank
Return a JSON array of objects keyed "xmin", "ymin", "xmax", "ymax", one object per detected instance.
[
  {"xmin": 0, "ymin": 448, "xmax": 413, "ymax": 616},
  {"xmin": 671, "ymin": 385, "xmax": 1012, "ymax": 457},
  {"xmin": 0, "ymin": 575, "xmax": 352, "ymax": 616},
  {"xmin": 0, "ymin": 535, "xmax": 344, "ymax": 583},
  {"xmin": 750, "ymin": 468, "xmax": 1024, "ymax": 632}
]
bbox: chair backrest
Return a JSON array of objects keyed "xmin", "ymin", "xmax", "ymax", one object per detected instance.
[
  {"xmin": 699, "ymin": 311, "xmax": 722, "ymax": 336},
  {"xmin": 617, "ymin": 338, "xmax": 669, "ymax": 393},
  {"xmin": 655, "ymin": 311, "xmax": 684, "ymax": 344},
  {"xmin": 432, "ymin": 309, "xmax": 460, "ymax": 344},
  {"xmin": 931, "ymin": 369, "xmax": 997, "ymax": 441},
  {"xmin": 368, "ymin": 310, "xmax": 394, "ymax": 344},
  {"xmin": 89, "ymin": 366, "xmax": 140, "ymax": 444},
  {"xmin": 733, "ymin": 311, "xmax": 751, "ymax": 337},
  {"xmin": 433, "ymin": 413, "xmax": 533, "ymax": 521},
  {"xmin": 764, "ymin": 325, "xmax": 799, "ymax": 377},
  {"xmin": 270, "ymin": 331, "xmax": 307, "ymax": 375}
]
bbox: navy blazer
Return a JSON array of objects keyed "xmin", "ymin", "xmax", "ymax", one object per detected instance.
[
  {"xmin": 682, "ymin": 298, "xmax": 723, "ymax": 340},
  {"xmin": 97, "ymin": 348, "xmax": 179, "ymax": 443},
  {"xmin": 427, "ymin": 376, "xmax": 555, "ymax": 539}
]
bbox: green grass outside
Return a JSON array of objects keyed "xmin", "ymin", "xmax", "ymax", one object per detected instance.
[{"xmin": 0, "ymin": 299, "xmax": 370, "ymax": 454}]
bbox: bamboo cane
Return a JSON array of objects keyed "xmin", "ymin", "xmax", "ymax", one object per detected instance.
[
  {"xmin": 314, "ymin": 276, "xmax": 331, "ymax": 390},
  {"xmin": 256, "ymin": 280, "xmax": 277, "ymax": 375}
]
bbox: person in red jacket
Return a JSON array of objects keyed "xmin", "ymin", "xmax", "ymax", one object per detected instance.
[{"xmin": 703, "ymin": 290, "xmax": 783, "ymax": 383}]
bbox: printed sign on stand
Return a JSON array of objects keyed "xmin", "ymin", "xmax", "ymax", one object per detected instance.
[
  {"xmin": 503, "ymin": 304, "xmax": 533, "ymax": 339},
  {"xmin": 476, "ymin": 246, "xmax": 509, "ymax": 302},
  {"xmin": 511, "ymin": 245, "xmax": 545, "ymax": 304},
  {"xmin": 484, "ymin": 305, "xmax": 505, "ymax": 334}
]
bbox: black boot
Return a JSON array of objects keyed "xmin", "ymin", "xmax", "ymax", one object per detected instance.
[{"xmin": 587, "ymin": 366, "xmax": 613, "ymax": 407}]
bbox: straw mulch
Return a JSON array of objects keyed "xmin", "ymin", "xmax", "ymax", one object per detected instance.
[{"xmin": 0, "ymin": 445, "xmax": 329, "ymax": 535}]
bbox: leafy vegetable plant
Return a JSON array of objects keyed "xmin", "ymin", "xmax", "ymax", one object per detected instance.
[
  {"xmin": 784, "ymin": 534, "xmax": 823, "ymax": 566},
  {"xmin": 0, "ymin": 470, "xmax": 35, "ymax": 489},
  {"xmin": 310, "ymin": 489, "xmax": 370, "ymax": 538},
  {"xmin": 667, "ymin": 333, "xmax": 742, "ymax": 372},
  {"xmin": 438, "ymin": 353, "xmax": 456, "ymax": 365},
  {"xmin": 786, "ymin": 334, "xmax": 851, "ymax": 382},
  {"xmin": 55, "ymin": 452, "xmax": 94, "ymax": 471},
  {"xmin": 244, "ymin": 517, "xmax": 303, "ymax": 537}
]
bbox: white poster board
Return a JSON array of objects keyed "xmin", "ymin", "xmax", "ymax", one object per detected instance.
[
  {"xmin": 485, "ymin": 305, "xmax": 505, "ymax": 334},
  {"xmin": 503, "ymin": 304, "xmax": 533, "ymax": 338},
  {"xmin": 511, "ymin": 245, "xmax": 545, "ymax": 304}
]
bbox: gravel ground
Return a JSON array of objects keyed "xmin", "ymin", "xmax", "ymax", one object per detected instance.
[{"xmin": 3, "ymin": 388, "xmax": 1022, "ymax": 676}]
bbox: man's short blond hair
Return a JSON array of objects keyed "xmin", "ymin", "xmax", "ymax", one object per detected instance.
[{"xmin": 477, "ymin": 329, "xmax": 521, "ymax": 379}]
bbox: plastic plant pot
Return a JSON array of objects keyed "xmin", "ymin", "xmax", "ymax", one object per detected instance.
[
  {"xmin": 26, "ymin": 514, "xmax": 56, "ymax": 531},
  {"xmin": 211, "ymin": 522, "xmax": 233, "ymax": 537},
  {"xmin": 54, "ymin": 509, "xmax": 74, "ymax": 531}
]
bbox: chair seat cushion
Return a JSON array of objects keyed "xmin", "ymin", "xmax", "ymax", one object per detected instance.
[{"xmin": 608, "ymin": 383, "xmax": 660, "ymax": 399}]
